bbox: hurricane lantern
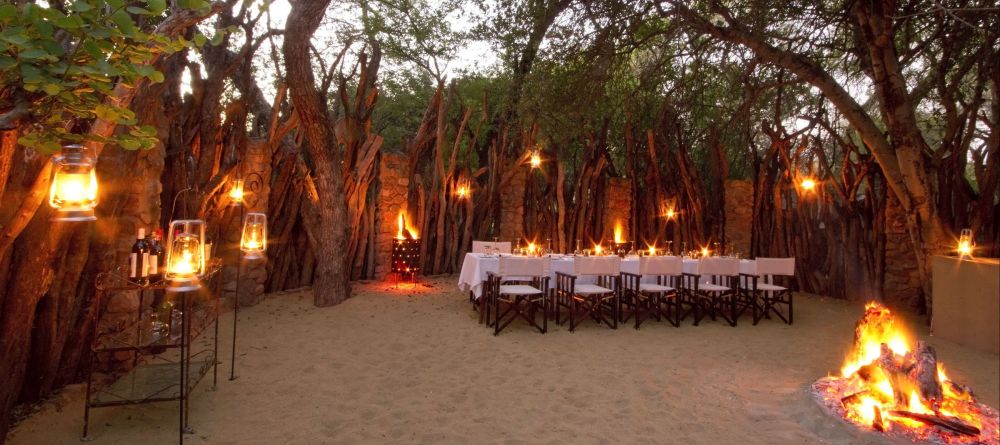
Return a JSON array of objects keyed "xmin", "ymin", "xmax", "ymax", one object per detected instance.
[
  {"xmin": 800, "ymin": 177, "xmax": 817, "ymax": 192},
  {"xmin": 529, "ymin": 150, "xmax": 542, "ymax": 169},
  {"xmin": 49, "ymin": 144, "xmax": 98, "ymax": 222},
  {"xmin": 240, "ymin": 213, "xmax": 267, "ymax": 260},
  {"xmin": 228, "ymin": 179, "xmax": 245, "ymax": 206},
  {"xmin": 957, "ymin": 228, "xmax": 974, "ymax": 259},
  {"xmin": 165, "ymin": 220, "xmax": 206, "ymax": 292}
]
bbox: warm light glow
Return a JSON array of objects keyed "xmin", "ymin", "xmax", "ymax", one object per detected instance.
[
  {"xmin": 957, "ymin": 229, "xmax": 974, "ymax": 258},
  {"xmin": 648, "ymin": 245, "xmax": 656, "ymax": 256},
  {"xmin": 396, "ymin": 211, "xmax": 419, "ymax": 240},
  {"xmin": 527, "ymin": 242, "xmax": 536, "ymax": 255},
  {"xmin": 240, "ymin": 213, "xmax": 267, "ymax": 258},
  {"xmin": 49, "ymin": 145, "xmax": 98, "ymax": 221},
  {"xmin": 229, "ymin": 179, "xmax": 245, "ymax": 203},
  {"xmin": 700, "ymin": 247, "xmax": 709, "ymax": 257},
  {"xmin": 529, "ymin": 151, "xmax": 542, "ymax": 168},
  {"xmin": 665, "ymin": 208, "xmax": 676, "ymax": 219},
  {"xmin": 168, "ymin": 235, "xmax": 202, "ymax": 277},
  {"xmin": 594, "ymin": 244, "xmax": 603, "ymax": 255},
  {"xmin": 800, "ymin": 178, "xmax": 817, "ymax": 191},
  {"xmin": 827, "ymin": 302, "xmax": 991, "ymax": 437},
  {"xmin": 456, "ymin": 185, "xmax": 469, "ymax": 198},
  {"xmin": 613, "ymin": 221, "xmax": 624, "ymax": 244}
]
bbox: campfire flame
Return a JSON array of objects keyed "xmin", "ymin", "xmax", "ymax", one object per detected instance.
[
  {"xmin": 395, "ymin": 211, "xmax": 418, "ymax": 240},
  {"xmin": 614, "ymin": 221, "xmax": 625, "ymax": 244},
  {"xmin": 813, "ymin": 302, "xmax": 998, "ymax": 444}
]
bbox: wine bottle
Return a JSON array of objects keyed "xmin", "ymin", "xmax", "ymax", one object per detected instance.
[
  {"xmin": 148, "ymin": 229, "xmax": 165, "ymax": 282},
  {"xmin": 129, "ymin": 228, "xmax": 148, "ymax": 285}
]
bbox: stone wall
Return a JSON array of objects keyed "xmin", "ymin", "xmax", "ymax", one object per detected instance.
[
  {"xmin": 229, "ymin": 141, "xmax": 271, "ymax": 306},
  {"xmin": 883, "ymin": 195, "xmax": 922, "ymax": 311},
  {"xmin": 498, "ymin": 168, "xmax": 527, "ymax": 241},
  {"xmin": 724, "ymin": 179, "xmax": 753, "ymax": 256},
  {"xmin": 375, "ymin": 153, "xmax": 410, "ymax": 279},
  {"xmin": 603, "ymin": 177, "xmax": 632, "ymax": 243}
]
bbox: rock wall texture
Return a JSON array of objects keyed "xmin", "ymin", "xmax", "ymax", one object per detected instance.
[
  {"xmin": 724, "ymin": 179, "xmax": 754, "ymax": 256},
  {"xmin": 603, "ymin": 177, "xmax": 632, "ymax": 244},
  {"xmin": 498, "ymin": 168, "xmax": 527, "ymax": 242},
  {"xmin": 375, "ymin": 153, "xmax": 409, "ymax": 279}
]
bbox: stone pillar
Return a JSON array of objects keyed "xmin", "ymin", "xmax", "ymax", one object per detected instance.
[
  {"xmin": 724, "ymin": 179, "xmax": 753, "ymax": 255},
  {"xmin": 603, "ymin": 177, "xmax": 632, "ymax": 242},
  {"xmin": 883, "ymin": 195, "xmax": 922, "ymax": 311},
  {"xmin": 498, "ymin": 168, "xmax": 527, "ymax": 241},
  {"xmin": 230, "ymin": 141, "xmax": 271, "ymax": 306},
  {"xmin": 375, "ymin": 153, "xmax": 409, "ymax": 279}
]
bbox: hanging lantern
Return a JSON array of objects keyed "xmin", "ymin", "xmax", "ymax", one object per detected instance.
[
  {"xmin": 165, "ymin": 220, "xmax": 206, "ymax": 292},
  {"xmin": 800, "ymin": 177, "xmax": 817, "ymax": 192},
  {"xmin": 529, "ymin": 150, "xmax": 542, "ymax": 169},
  {"xmin": 49, "ymin": 144, "xmax": 98, "ymax": 221},
  {"xmin": 957, "ymin": 228, "xmax": 974, "ymax": 259},
  {"xmin": 240, "ymin": 213, "xmax": 267, "ymax": 260},
  {"xmin": 228, "ymin": 179, "xmax": 245, "ymax": 206}
]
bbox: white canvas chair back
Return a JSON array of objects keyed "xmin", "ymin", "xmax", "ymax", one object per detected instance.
[
  {"xmin": 472, "ymin": 240, "xmax": 512, "ymax": 254},
  {"xmin": 754, "ymin": 257, "xmax": 794, "ymax": 276},
  {"xmin": 499, "ymin": 256, "xmax": 549, "ymax": 278},
  {"xmin": 754, "ymin": 257, "xmax": 794, "ymax": 283},
  {"xmin": 574, "ymin": 256, "xmax": 621, "ymax": 276},
  {"xmin": 640, "ymin": 256, "xmax": 682, "ymax": 276},
  {"xmin": 698, "ymin": 257, "xmax": 739, "ymax": 277}
]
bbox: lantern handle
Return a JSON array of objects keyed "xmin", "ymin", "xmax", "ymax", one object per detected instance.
[{"xmin": 170, "ymin": 188, "xmax": 194, "ymax": 221}]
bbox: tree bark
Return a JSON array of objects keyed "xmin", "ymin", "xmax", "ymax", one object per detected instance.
[{"xmin": 283, "ymin": 0, "xmax": 351, "ymax": 306}]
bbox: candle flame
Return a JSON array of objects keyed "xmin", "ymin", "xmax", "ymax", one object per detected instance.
[
  {"xmin": 594, "ymin": 244, "xmax": 603, "ymax": 255},
  {"xmin": 648, "ymin": 245, "xmax": 656, "ymax": 256},
  {"xmin": 613, "ymin": 221, "xmax": 624, "ymax": 244},
  {"xmin": 701, "ymin": 247, "xmax": 710, "ymax": 257},
  {"xmin": 229, "ymin": 180, "xmax": 245, "ymax": 202}
]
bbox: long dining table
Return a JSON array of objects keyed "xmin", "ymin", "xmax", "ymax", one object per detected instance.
[{"xmin": 457, "ymin": 253, "xmax": 757, "ymax": 299}]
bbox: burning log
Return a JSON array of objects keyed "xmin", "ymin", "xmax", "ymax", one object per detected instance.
[
  {"xmin": 876, "ymin": 341, "xmax": 943, "ymax": 408},
  {"xmin": 889, "ymin": 410, "xmax": 981, "ymax": 436},
  {"xmin": 873, "ymin": 406, "xmax": 885, "ymax": 432}
]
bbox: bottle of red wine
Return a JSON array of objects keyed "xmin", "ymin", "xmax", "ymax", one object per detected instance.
[
  {"xmin": 148, "ymin": 229, "xmax": 165, "ymax": 283},
  {"xmin": 129, "ymin": 228, "xmax": 149, "ymax": 285}
]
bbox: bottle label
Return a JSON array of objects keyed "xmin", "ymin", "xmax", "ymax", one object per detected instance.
[
  {"xmin": 130, "ymin": 253, "xmax": 137, "ymax": 277},
  {"xmin": 149, "ymin": 255, "xmax": 158, "ymax": 276},
  {"xmin": 141, "ymin": 252, "xmax": 149, "ymax": 277}
]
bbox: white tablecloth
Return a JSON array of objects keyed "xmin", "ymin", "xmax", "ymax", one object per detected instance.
[{"xmin": 457, "ymin": 253, "xmax": 758, "ymax": 299}]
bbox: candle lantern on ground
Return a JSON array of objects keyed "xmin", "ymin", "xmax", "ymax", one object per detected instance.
[
  {"xmin": 240, "ymin": 213, "xmax": 267, "ymax": 259},
  {"xmin": 49, "ymin": 144, "xmax": 98, "ymax": 221},
  {"xmin": 165, "ymin": 220, "xmax": 206, "ymax": 292},
  {"xmin": 957, "ymin": 228, "xmax": 974, "ymax": 259}
]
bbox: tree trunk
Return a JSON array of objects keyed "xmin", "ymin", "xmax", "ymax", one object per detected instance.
[{"xmin": 283, "ymin": 0, "xmax": 351, "ymax": 306}]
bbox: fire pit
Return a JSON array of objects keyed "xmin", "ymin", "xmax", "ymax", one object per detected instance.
[
  {"xmin": 391, "ymin": 212, "xmax": 420, "ymax": 281},
  {"xmin": 811, "ymin": 302, "xmax": 999, "ymax": 444}
]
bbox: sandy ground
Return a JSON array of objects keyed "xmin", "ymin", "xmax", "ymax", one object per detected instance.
[{"xmin": 7, "ymin": 276, "xmax": 999, "ymax": 445}]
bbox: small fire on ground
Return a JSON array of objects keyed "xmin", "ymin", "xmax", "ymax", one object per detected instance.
[{"xmin": 812, "ymin": 302, "xmax": 999, "ymax": 444}]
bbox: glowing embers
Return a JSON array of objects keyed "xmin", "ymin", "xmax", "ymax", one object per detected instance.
[
  {"xmin": 50, "ymin": 144, "xmax": 98, "ymax": 221},
  {"xmin": 811, "ymin": 302, "xmax": 999, "ymax": 444},
  {"xmin": 391, "ymin": 211, "xmax": 421, "ymax": 277}
]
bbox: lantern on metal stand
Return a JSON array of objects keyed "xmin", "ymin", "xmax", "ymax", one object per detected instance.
[
  {"xmin": 240, "ymin": 213, "xmax": 267, "ymax": 260},
  {"xmin": 165, "ymin": 220, "xmax": 206, "ymax": 292},
  {"xmin": 49, "ymin": 144, "xmax": 98, "ymax": 221}
]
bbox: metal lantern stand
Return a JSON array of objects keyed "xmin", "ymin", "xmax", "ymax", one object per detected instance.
[
  {"xmin": 228, "ymin": 171, "xmax": 262, "ymax": 381},
  {"xmin": 82, "ymin": 264, "xmax": 222, "ymax": 444}
]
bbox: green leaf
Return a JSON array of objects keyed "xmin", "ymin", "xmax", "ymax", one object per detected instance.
[
  {"xmin": 94, "ymin": 104, "xmax": 120, "ymax": 121},
  {"xmin": 42, "ymin": 83, "xmax": 62, "ymax": 95},
  {"xmin": 0, "ymin": 4, "xmax": 17, "ymax": 20},
  {"xmin": 126, "ymin": 6, "xmax": 152, "ymax": 15},
  {"xmin": 0, "ymin": 55, "xmax": 15, "ymax": 70},
  {"xmin": 19, "ymin": 64, "xmax": 43, "ymax": 83},
  {"xmin": 71, "ymin": 1, "xmax": 93, "ymax": 12},
  {"xmin": 148, "ymin": 70, "xmax": 164, "ymax": 83},
  {"xmin": 192, "ymin": 33, "xmax": 207, "ymax": 47},
  {"xmin": 210, "ymin": 32, "xmax": 224, "ymax": 46},
  {"xmin": 146, "ymin": 0, "xmax": 166, "ymax": 15},
  {"xmin": 177, "ymin": 0, "xmax": 209, "ymax": 9},
  {"xmin": 109, "ymin": 10, "xmax": 137, "ymax": 36}
]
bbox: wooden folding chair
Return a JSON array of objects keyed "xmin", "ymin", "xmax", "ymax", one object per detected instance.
[
  {"xmin": 555, "ymin": 256, "xmax": 621, "ymax": 332},
  {"xmin": 681, "ymin": 257, "xmax": 744, "ymax": 327},
  {"xmin": 621, "ymin": 256, "xmax": 683, "ymax": 329},
  {"xmin": 488, "ymin": 256, "xmax": 550, "ymax": 335},
  {"xmin": 742, "ymin": 257, "xmax": 795, "ymax": 325}
]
